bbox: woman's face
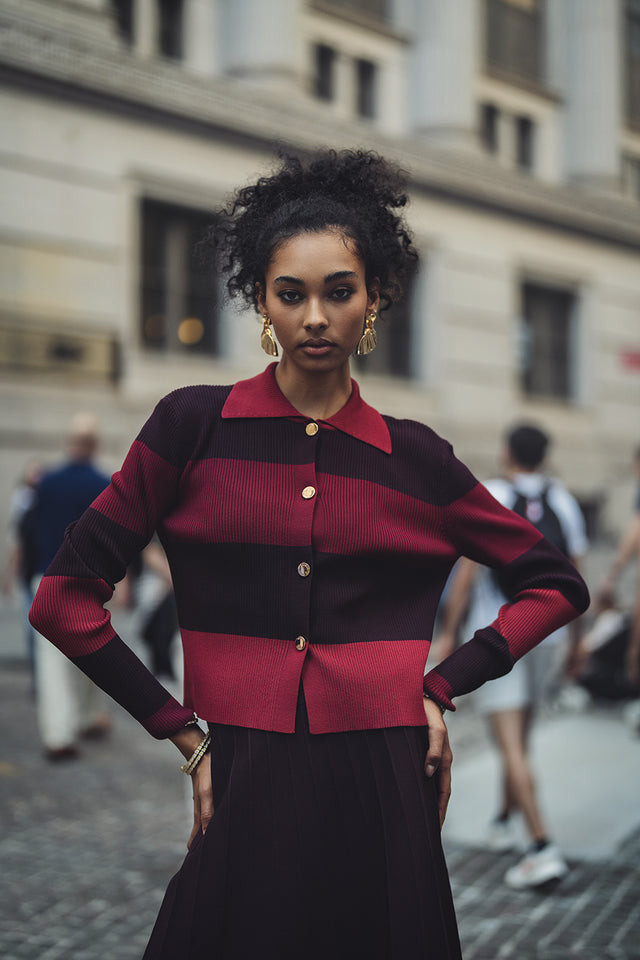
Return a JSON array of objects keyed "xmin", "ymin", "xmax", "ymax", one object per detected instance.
[{"xmin": 257, "ymin": 229, "xmax": 379, "ymax": 377}]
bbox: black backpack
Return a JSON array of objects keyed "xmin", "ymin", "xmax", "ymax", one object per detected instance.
[{"xmin": 510, "ymin": 484, "xmax": 569, "ymax": 556}]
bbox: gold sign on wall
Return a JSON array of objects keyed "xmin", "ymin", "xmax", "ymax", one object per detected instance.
[{"xmin": 0, "ymin": 321, "xmax": 121, "ymax": 383}]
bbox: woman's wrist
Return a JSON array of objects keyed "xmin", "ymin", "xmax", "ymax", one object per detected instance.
[
  {"xmin": 423, "ymin": 693, "xmax": 446, "ymax": 716},
  {"xmin": 171, "ymin": 719, "xmax": 207, "ymax": 760},
  {"xmin": 180, "ymin": 731, "xmax": 211, "ymax": 776}
]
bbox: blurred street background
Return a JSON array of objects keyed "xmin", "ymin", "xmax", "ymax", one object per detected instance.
[
  {"xmin": 1, "ymin": 0, "xmax": 640, "ymax": 958},
  {"xmin": 1, "ymin": 574, "xmax": 640, "ymax": 960}
]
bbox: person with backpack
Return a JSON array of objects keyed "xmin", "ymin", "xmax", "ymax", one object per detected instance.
[{"xmin": 435, "ymin": 424, "xmax": 587, "ymax": 888}]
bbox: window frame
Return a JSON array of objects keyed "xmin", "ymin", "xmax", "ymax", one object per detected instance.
[
  {"xmin": 355, "ymin": 57, "xmax": 377, "ymax": 120},
  {"xmin": 518, "ymin": 279, "xmax": 578, "ymax": 403},
  {"xmin": 484, "ymin": 0, "xmax": 545, "ymax": 88},
  {"xmin": 139, "ymin": 197, "xmax": 218, "ymax": 357},
  {"xmin": 313, "ymin": 42, "xmax": 337, "ymax": 100}
]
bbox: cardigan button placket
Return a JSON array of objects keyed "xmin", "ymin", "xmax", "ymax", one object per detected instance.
[{"xmin": 289, "ymin": 420, "xmax": 318, "ymax": 669}]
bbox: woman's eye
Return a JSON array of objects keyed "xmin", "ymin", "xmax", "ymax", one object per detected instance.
[
  {"xmin": 279, "ymin": 290, "xmax": 302, "ymax": 304},
  {"xmin": 331, "ymin": 287, "xmax": 354, "ymax": 301}
]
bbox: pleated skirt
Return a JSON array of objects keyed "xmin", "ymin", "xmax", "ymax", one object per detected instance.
[{"xmin": 143, "ymin": 690, "xmax": 461, "ymax": 960}]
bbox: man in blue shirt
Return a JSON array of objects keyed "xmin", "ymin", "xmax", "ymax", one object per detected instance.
[{"xmin": 33, "ymin": 414, "xmax": 111, "ymax": 759}]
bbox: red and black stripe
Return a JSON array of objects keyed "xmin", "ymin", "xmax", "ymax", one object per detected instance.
[{"xmin": 30, "ymin": 371, "xmax": 589, "ymax": 736}]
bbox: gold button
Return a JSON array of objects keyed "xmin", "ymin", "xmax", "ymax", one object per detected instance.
[
  {"xmin": 302, "ymin": 485, "xmax": 316, "ymax": 500},
  {"xmin": 297, "ymin": 562, "xmax": 311, "ymax": 577},
  {"xmin": 305, "ymin": 422, "xmax": 319, "ymax": 436},
  {"xmin": 295, "ymin": 635, "xmax": 307, "ymax": 651}
]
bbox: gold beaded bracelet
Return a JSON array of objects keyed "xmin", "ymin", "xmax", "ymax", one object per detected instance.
[
  {"xmin": 423, "ymin": 693, "xmax": 446, "ymax": 715},
  {"xmin": 180, "ymin": 731, "xmax": 211, "ymax": 776}
]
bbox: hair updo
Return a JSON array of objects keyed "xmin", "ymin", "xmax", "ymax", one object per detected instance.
[{"xmin": 205, "ymin": 149, "xmax": 418, "ymax": 313}]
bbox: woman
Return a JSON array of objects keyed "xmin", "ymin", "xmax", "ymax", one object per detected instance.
[{"xmin": 30, "ymin": 150, "xmax": 589, "ymax": 959}]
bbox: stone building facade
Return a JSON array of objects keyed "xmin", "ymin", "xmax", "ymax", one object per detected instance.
[{"xmin": 0, "ymin": 0, "xmax": 639, "ymax": 561}]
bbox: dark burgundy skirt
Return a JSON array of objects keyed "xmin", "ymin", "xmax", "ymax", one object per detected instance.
[{"xmin": 143, "ymin": 691, "xmax": 461, "ymax": 960}]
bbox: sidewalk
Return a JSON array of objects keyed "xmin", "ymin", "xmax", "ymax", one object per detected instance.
[
  {"xmin": 2, "ymin": 577, "xmax": 640, "ymax": 959},
  {"xmin": 443, "ymin": 700, "xmax": 640, "ymax": 960},
  {"xmin": 1, "ymin": 654, "xmax": 639, "ymax": 959}
]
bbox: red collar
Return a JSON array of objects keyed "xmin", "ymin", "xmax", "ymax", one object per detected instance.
[{"xmin": 221, "ymin": 363, "xmax": 392, "ymax": 454}]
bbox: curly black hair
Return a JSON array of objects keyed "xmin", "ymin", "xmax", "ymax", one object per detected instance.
[{"xmin": 203, "ymin": 149, "xmax": 418, "ymax": 313}]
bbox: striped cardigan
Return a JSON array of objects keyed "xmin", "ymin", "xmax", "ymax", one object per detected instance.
[{"xmin": 29, "ymin": 364, "xmax": 589, "ymax": 738}]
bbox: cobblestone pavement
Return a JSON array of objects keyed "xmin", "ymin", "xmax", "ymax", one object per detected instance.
[{"xmin": 1, "ymin": 663, "xmax": 639, "ymax": 960}]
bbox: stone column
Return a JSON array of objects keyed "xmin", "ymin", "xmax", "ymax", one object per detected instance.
[
  {"xmin": 562, "ymin": 0, "xmax": 621, "ymax": 193},
  {"xmin": 221, "ymin": 0, "xmax": 302, "ymax": 91},
  {"xmin": 133, "ymin": 0, "xmax": 158, "ymax": 60},
  {"xmin": 183, "ymin": 0, "xmax": 220, "ymax": 76},
  {"xmin": 405, "ymin": 0, "xmax": 480, "ymax": 150}
]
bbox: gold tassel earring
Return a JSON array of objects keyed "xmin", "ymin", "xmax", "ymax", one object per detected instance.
[
  {"xmin": 260, "ymin": 315, "xmax": 278, "ymax": 357},
  {"xmin": 356, "ymin": 313, "xmax": 377, "ymax": 356}
]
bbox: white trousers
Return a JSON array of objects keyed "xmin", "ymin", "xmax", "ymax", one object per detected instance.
[
  {"xmin": 32, "ymin": 572, "xmax": 109, "ymax": 751},
  {"xmin": 34, "ymin": 631, "xmax": 108, "ymax": 749}
]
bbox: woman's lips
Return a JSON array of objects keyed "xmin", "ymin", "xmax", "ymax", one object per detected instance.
[{"xmin": 299, "ymin": 339, "xmax": 335, "ymax": 355}]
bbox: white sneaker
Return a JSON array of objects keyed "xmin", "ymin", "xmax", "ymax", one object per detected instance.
[
  {"xmin": 485, "ymin": 818, "xmax": 518, "ymax": 853},
  {"xmin": 504, "ymin": 844, "xmax": 568, "ymax": 889}
]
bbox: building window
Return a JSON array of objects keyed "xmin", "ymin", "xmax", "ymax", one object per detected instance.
[
  {"xmin": 110, "ymin": 0, "xmax": 182, "ymax": 57},
  {"xmin": 357, "ymin": 270, "xmax": 416, "ymax": 378},
  {"xmin": 485, "ymin": 0, "xmax": 544, "ymax": 86},
  {"xmin": 110, "ymin": 0, "xmax": 133, "ymax": 44},
  {"xmin": 519, "ymin": 282, "xmax": 575, "ymax": 399},
  {"xmin": 314, "ymin": 44, "xmax": 336, "ymax": 100},
  {"xmin": 140, "ymin": 199, "xmax": 217, "ymax": 355},
  {"xmin": 516, "ymin": 114, "xmax": 534, "ymax": 170},
  {"xmin": 158, "ymin": 0, "xmax": 183, "ymax": 59},
  {"xmin": 356, "ymin": 58, "xmax": 377, "ymax": 119},
  {"xmin": 626, "ymin": 0, "xmax": 640, "ymax": 129},
  {"xmin": 480, "ymin": 102, "xmax": 500, "ymax": 153}
]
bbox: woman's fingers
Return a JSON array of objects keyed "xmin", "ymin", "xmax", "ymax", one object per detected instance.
[
  {"xmin": 187, "ymin": 754, "xmax": 213, "ymax": 849},
  {"xmin": 422, "ymin": 697, "xmax": 453, "ymax": 829},
  {"xmin": 422, "ymin": 697, "xmax": 446, "ymax": 775},
  {"xmin": 436, "ymin": 739, "xmax": 453, "ymax": 829},
  {"xmin": 197, "ymin": 755, "xmax": 214, "ymax": 832}
]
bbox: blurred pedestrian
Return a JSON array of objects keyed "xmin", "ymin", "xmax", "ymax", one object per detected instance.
[
  {"xmin": 596, "ymin": 446, "xmax": 640, "ymax": 691},
  {"xmin": 31, "ymin": 414, "xmax": 112, "ymax": 760},
  {"xmin": 436, "ymin": 424, "xmax": 588, "ymax": 888},
  {"xmin": 30, "ymin": 151, "xmax": 588, "ymax": 958},
  {"xmin": 134, "ymin": 540, "xmax": 180, "ymax": 682},
  {"xmin": 2, "ymin": 460, "xmax": 43, "ymax": 688},
  {"xmin": 577, "ymin": 596, "xmax": 638, "ymax": 702}
]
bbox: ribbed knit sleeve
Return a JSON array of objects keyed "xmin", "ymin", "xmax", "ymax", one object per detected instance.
[
  {"xmin": 29, "ymin": 393, "xmax": 196, "ymax": 738},
  {"xmin": 423, "ymin": 445, "xmax": 590, "ymax": 711}
]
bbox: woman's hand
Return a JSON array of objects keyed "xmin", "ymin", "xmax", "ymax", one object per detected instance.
[
  {"xmin": 422, "ymin": 696, "xmax": 453, "ymax": 830},
  {"xmin": 170, "ymin": 725, "xmax": 214, "ymax": 848},
  {"xmin": 188, "ymin": 752, "xmax": 214, "ymax": 849}
]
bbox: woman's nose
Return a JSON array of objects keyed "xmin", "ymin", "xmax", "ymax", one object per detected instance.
[{"xmin": 304, "ymin": 299, "xmax": 328, "ymax": 331}]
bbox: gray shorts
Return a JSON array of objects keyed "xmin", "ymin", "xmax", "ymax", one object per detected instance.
[{"xmin": 474, "ymin": 630, "xmax": 567, "ymax": 715}]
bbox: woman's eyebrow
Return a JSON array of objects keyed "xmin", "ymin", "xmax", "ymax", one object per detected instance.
[
  {"xmin": 325, "ymin": 270, "xmax": 357, "ymax": 283},
  {"xmin": 273, "ymin": 270, "xmax": 357, "ymax": 285}
]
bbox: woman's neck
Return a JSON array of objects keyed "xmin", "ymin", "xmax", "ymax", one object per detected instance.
[{"xmin": 274, "ymin": 360, "xmax": 353, "ymax": 420}]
